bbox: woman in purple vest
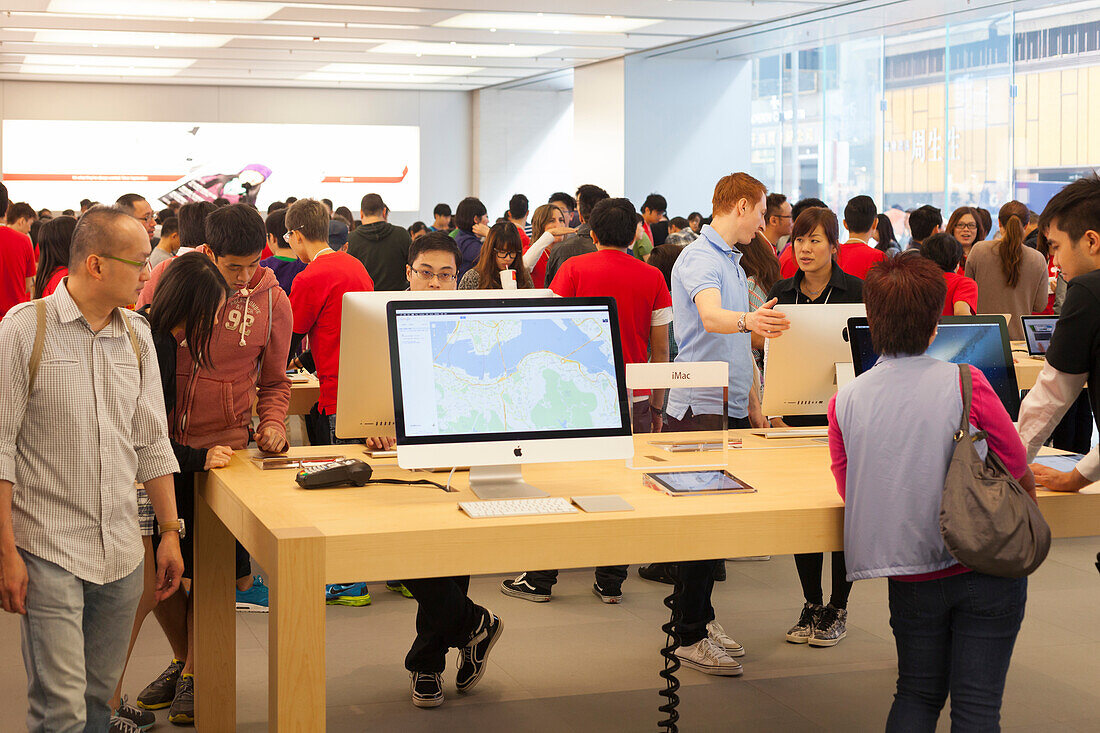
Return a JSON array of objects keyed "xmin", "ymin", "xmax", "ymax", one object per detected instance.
[{"xmin": 828, "ymin": 255, "xmax": 1036, "ymax": 732}]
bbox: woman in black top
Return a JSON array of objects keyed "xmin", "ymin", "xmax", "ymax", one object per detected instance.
[
  {"xmin": 765, "ymin": 206, "xmax": 862, "ymax": 650},
  {"xmin": 111, "ymin": 253, "xmax": 233, "ymax": 722}
]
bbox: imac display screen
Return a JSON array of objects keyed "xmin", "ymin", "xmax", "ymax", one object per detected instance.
[
  {"xmin": 848, "ymin": 316, "xmax": 1020, "ymax": 419},
  {"xmin": 388, "ymin": 299, "xmax": 631, "ymax": 443}
]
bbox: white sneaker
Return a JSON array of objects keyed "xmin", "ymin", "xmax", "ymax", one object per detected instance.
[
  {"xmin": 706, "ymin": 620, "xmax": 745, "ymax": 657},
  {"xmin": 674, "ymin": 637, "xmax": 743, "ymax": 676}
]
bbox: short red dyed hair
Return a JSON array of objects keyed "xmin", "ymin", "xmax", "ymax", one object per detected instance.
[
  {"xmin": 712, "ymin": 172, "xmax": 767, "ymax": 217},
  {"xmin": 863, "ymin": 254, "xmax": 946, "ymax": 356}
]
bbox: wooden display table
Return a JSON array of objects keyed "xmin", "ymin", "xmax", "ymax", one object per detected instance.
[
  {"xmin": 251, "ymin": 373, "xmax": 320, "ymax": 416},
  {"xmin": 193, "ymin": 433, "xmax": 1100, "ymax": 731}
]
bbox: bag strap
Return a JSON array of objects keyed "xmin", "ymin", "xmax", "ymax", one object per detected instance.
[
  {"xmin": 27, "ymin": 300, "xmax": 47, "ymax": 393},
  {"xmin": 957, "ymin": 363, "xmax": 973, "ymax": 434},
  {"xmin": 118, "ymin": 308, "xmax": 143, "ymax": 371}
]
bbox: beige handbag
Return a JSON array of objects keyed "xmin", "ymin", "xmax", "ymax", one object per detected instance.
[{"xmin": 940, "ymin": 364, "xmax": 1051, "ymax": 578}]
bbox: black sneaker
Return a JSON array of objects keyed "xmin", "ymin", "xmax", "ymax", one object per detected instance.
[
  {"xmin": 592, "ymin": 581, "xmax": 623, "ymax": 604},
  {"xmin": 455, "ymin": 610, "xmax": 502, "ymax": 693},
  {"xmin": 114, "ymin": 695, "xmax": 155, "ymax": 730},
  {"xmin": 637, "ymin": 563, "xmax": 674, "ymax": 585},
  {"xmin": 168, "ymin": 673, "xmax": 194, "ymax": 725},
  {"xmin": 410, "ymin": 671, "xmax": 444, "ymax": 708},
  {"xmin": 808, "ymin": 604, "xmax": 848, "ymax": 647},
  {"xmin": 109, "ymin": 716, "xmax": 142, "ymax": 733},
  {"xmin": 500, "ymin": 573, "xmax": 551, "ymax": 602},
  {"xmin": 137, "ymin": 658, "xmax": 183, "ymax": 710}
]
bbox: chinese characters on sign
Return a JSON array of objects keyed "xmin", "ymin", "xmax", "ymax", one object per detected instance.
[{"xmin": 883, "ymin": 126, "xmax": 961, "ymax": 162}]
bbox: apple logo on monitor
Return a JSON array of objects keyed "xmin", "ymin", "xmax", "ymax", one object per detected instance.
[{"xmin": 514, "ymin": 447, "xmax": 523, "ymax": 457}]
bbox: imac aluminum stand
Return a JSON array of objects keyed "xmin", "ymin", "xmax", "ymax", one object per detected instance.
[{"xmin": 469, "ymin": 465, "xmax": 549, "ymax": 500}]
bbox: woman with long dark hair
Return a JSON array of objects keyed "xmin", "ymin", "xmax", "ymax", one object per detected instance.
[
  {"xmin": 110, "ymin": 253, "xmax": 234, "ymax": 726},
  {"xmin": 871, "ymin": 214, "xmax": 900, "ymax": 257},
  {"xmin": 945, "ymin": 206, "xmax": 986, "ymax": 268},
  {"xmin": 964, "ymin": 201, "xmax": 1049, "ymax": 340},
  {"xmin": 458, "ymin": 222, "xmax": 534, "ymax": 290},
  {"xmin": 33, "ymin": 215, "xmax": 77, "ymax": 298}
]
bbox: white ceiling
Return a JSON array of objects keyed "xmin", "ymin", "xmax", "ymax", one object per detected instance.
[{"xmin": 0, "ymin": 0, "xmax": 850, "ymax": 91}]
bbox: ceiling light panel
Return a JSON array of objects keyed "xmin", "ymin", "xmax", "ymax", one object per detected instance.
[
  {"xmin": 297, "ymin": 72, "xmax": 452, "ymax": 84},
  {"xmin": 32, "ymin": 29, "xmax": 233, "ymax": 48},
  {"xmin": 436, "ymin": 12, "xmax": 660, "ymax": 34},
  {"xmin": 16, "ymin": 54, "xmax": 196, "ymax": 69},
  {"xmin": 46, "ymin": 0, "xmax": 282, "ymax": 21},
  {"xmin": 369, "ymin": 41, "xmax": 561, "ymax": 58},
  {"xmin": 309, "ymin": 63, "xmax": 486, "ymax": 77}
]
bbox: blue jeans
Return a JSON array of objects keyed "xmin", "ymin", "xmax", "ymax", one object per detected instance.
[
  {"xmin": 886, "ymin": 572, "xmax": 1027, "ymax": 732},
  {"xmin": 19, "ymin": 549, "xmax": 144, "ymax": 733}
]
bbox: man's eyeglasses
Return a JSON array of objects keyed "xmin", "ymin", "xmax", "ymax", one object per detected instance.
[
  {"xmin": 99, "ymin": 253, "xmax": 151, "ymax": 271},
  {"xmin": 411, "ymin": 269, "xmax": 456, "ymax": 283},
  {"xmin": 133, "ymin": 212, "xmax": 155, "ymax": 223},
  {"xmin": 282, "ymin": 227, "xmax": 302, "ymax": 243}
]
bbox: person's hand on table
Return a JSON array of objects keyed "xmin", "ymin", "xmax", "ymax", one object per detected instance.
[
  {"xmin": 1030, "ymin": 464, "xmax": 1090, "ymax": 493},
  {"xmin": 204, "ymin": 445, "xmax": 234, "ymax": 470},
  {"xmin": 745, "ymin": 298, "xmax": 790, "ymax": 339},
  {"xmin": 749, "ymin": 406, "xmax": 768, "ymax": 429},
  {"xmin": 0, "ymin": 551, "xmax": 28, "ymax": 615},
  {"xmin": 366, "ymin": 436, "xmax": 396, "ymax": 450},
  {"xmin": 769, "ymin": 417, "xmax": 789, "ymax": 428},
  {"xmin": 154, "ymin": 531, "xmax": 184, "ymax": 602},
  {"xmin": 256, "ymin": 426, "xmax": 288, "ymax": 454}
]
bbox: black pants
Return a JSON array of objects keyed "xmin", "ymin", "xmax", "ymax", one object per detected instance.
[
  {"xmin": 401, "ymin": 576, "xmax": 483, "ymax": 674},
  {"xmin": 1050, "ymin": 389, "xmax": 1093, "ymax": 454},
  {"xmin": 522, "ymin": 566, "xmax": 628, "ymax": 593},
  {"xmin": 664, "ymin": 412, "xmax": 752, "ymax": 645},
  {"xmin": 794, "ymin": 551, "xmax": 852, "ymax": 609},
  {"xmin": 154, "ymin": 471, "xmax": 251, "ymax": 580}
]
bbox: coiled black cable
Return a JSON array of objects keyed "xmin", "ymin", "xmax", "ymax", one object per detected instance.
[{"xmin": 658, "ymin": 562, "xmax": 685, "ymax": 732}]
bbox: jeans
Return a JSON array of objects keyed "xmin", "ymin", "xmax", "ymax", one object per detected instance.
[
  {"xmin": 401, "ymin": 576, "xmax": 483, "ymax": 674},
  {"xmin": 19, "ymin": 549, "xmax": 144, "ymax": 733},
  {"xmin": 886, "ymin": 572, "xmax": 1027, "ymax": 733}
]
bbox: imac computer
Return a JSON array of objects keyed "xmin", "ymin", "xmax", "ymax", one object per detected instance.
[
  {"xmin": 761, "ymin": 304, "xmax": 867, "ymax": 417},
  {"xmin": 387, "ymin": 297, "xmax": 634, "ymax": 499},
  {"xmin": 1020, "ymin": 315, "xmax": 1058, "ymax": 357},
  {"xmin": 847, "ymin": 315, "xmax": 1020, "ymax": 419},
  {"xmin": 335, "ymin": 288, "xmax": 551, "ymax": 440}
]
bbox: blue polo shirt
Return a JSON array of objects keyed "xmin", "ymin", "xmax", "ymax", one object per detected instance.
[{"xmin": 666, "ymin": 225, "xmax": 753, "ymax": 419}]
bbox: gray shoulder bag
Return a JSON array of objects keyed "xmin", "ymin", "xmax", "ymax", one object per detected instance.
[{"xmin": 940, "ymin": 364, "xmax": 1051, "ymax": 577}]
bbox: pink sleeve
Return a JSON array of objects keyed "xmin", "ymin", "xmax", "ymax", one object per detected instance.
[
  {"xmin": 966, "ymin": 366, "xmax": 1028, "ymax": 479},
  {"xmin": 827, "ymin": 394, "xmax": 847, "ymax": 500}
]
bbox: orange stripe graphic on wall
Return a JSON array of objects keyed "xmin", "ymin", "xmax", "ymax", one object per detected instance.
[{"xmin": 322, "ymin": 166, "xmax": 409, "ymax": 183}]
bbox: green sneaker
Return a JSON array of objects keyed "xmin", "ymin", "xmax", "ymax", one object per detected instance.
[
  {"xmin": 387, "ymin": 581, "xmax": 414, "ymax": 599},
  {"xmin": 325, "ymin": 582, "xmax": 371, "ymax": 606}
]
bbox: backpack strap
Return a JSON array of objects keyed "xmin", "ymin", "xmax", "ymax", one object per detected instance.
[
  {"xmin": 118, "ymin": 308, "xmax": 143, "ymax": 371},
  {"xmin": 27, "ymin": 300, "xmax": 47, "ymax": 393}
]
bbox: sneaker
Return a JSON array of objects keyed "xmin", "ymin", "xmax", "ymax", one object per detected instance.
[
  {"xmin": 235, "ymin": 576, "xmax": 269, "ymax": 613},
  {"xmin": 637, "ymin": 563, "xmax": 674, "ymax": 585},
  {"xmin": 168, "ymin": 673, "xmax": 194, "ymax": 725},
  {"xmin": 325, "ymin": 582, "xmax": 371, "ymax": 606},
  {"xmin": 592, "ymin": 581, "xmax": 623, "ymax": 604},
  {"xmin": 674, "ymin": 637, "xmax": 743, "ymax": 676},
  {"xmin": 786, "ymin": 602, "xmax": 823, "ymax": 644},
  {"xmin": 808, "ymin": 604, "xmax": 847, "ymax": 647},
  {"xmin": 410, "ymin": 671, "xmax": 444, "ymax": 708},
  {"xmin": 137, "ymin": 658, "xmax": 183, "ymax": 710},
  {"xmin": 109, "ymin": 716, "xmax": 142, "ymax": 733},
  {"xmin": 706, "ymin": 620, "xmax": 745, "ymax": 657},
  {"xmin": 387, "ymin": 581, "xmax": 414, "ymax": 598},
  {"xmin": 114, "ymin": 695, "xmax": 155, "ymax": 730},
  {"xmin": 500, "ymin": 574, "xmax": 550, "ymax": 603},
  {"xmin": 455, "ymin": 610, "xmax": 503, "ymax": 693}
]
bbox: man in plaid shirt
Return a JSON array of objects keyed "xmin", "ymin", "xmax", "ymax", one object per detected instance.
[{"xmin": 0, "ymin": 206, "xmax": 184, "ymax": 732}]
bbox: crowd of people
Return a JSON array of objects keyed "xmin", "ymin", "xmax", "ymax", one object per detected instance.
[{"xmin": 0, "ymin": 169, "xmax": 1098, "ymax": 732}]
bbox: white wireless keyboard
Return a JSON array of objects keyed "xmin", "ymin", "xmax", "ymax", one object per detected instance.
[
  {"xmin": 751, "ymin": 428, "xmax": 829, "ymax": 439},
  {"xmin": 458, "ymin": 497, "xmax": 578, "ymax": 519}
]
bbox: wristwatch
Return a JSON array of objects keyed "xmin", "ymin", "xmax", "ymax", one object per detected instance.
[
  {"xmin": 159, "ymin": 518, "xmax": 186, "ymax": 540},
  {"xmin": 737, "ymin": 313, "xmax": 749, "ymax": 333}
]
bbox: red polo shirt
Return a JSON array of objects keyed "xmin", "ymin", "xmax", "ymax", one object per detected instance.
[{"xmin": 837, "ymin": 240, "xmax": 887, "ymax": 279}]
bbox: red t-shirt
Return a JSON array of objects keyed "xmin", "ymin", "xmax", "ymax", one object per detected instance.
[
  {"xmin": 942, "ymin": 271, "xmax": 978, "ymax": 316},
  {"xmin": 0, "ymin": 227, "xmax": 36, "ymax": 317},
  {"xmin": 837, "ymin": 241, "xmax": 886, "ymax": 279},
  {"xmin": 289, "ymin": 250, "xmax": 374, "ymax": 414},
  {"xmin": 43, "ymin": 267, "xmax": 68, "ymax": 297},
  {"xmin": 779, "ymin": 245, "xmax": 798, "ymax": 279},
  {"xmin": 549, "ymin": 249, "xmax": 671, "ymax": 366}
]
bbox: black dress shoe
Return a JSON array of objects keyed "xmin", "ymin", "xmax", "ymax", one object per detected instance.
[{"xmin": 637, "ymin": 563, "xmax": 674, "ymax": 585}]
